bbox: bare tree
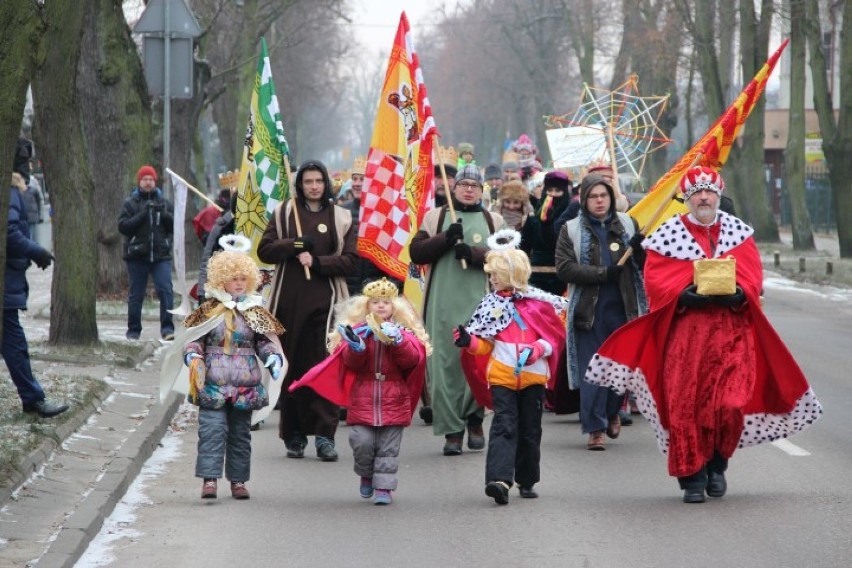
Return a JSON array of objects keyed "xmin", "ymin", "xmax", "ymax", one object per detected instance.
[
  {"xmin": 806, "ymin": 0, "xmax": 852, "ymax": 257},
  {"xmin": 784, "ymin": 0, "xmax": 815, "ymax": 250}
]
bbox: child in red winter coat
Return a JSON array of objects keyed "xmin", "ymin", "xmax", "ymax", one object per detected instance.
[
  {"xmin": 289, "ymin": 278, "xmax": 431, "ymax": 505},
  {"xmin": 454, "ymin": 230, "xmax": 567, "ymax": 505}
]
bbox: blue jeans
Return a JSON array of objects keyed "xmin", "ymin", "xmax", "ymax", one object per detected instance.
[
  {"xmin": 2, "ymin": 309, "xmax": 45, "ymax": 406},
  {"xmin": 126, "ymin": 259, "xmax": 174, "ymax": 336}
]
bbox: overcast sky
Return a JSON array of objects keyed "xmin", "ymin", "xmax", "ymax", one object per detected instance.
[{"xmin": 350, "ymin": 0, "xmax": 455, "ymax": 55}]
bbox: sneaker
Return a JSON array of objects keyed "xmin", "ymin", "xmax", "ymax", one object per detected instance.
[
  {"xmin": 316, "ymin": 440, "xmax": 339, "ymax": 462},
  {"xmin": 162, "ymin": 331, "xmax": 175, "ymax": 341},
  {"xmin": 485, "ymin": 481, "xmax": 510, "ymax": 505},
  {"xmin": 201, "ymin": 479, "xmax": 217, "ymax": 499},
  {"xmin": 23, "ymin": 399, "xmax": 69, "ymax": 418},
  {"xmin": 518, "ymin": 485, "xmax": 539, "ymax": 499},
  {"xmin": 467, "ymin": 424, "xmax": 485, "ymax": 450},
  {"xmin": 230, "ymin": 481, "xmax": 250, "ymax": 500},
  {"xmin": 587, "ymin": 431, "xmax": 606, "ymax": 451},
  {"xmin": 372, "ymin": 489, "xmax": 392, "ymax": 505},
  {"xmin": 359, "ymin": 477, "xmax": 374, "ymax": 499},
  {"xmin": 442, "ymin": 437, "xmax": 463, "ymax": 456}
]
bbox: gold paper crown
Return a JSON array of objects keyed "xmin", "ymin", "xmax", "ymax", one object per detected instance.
[
  {"xmin": 352, "ymin": 156, "xmax": 367, "ymax": 175},
  {"xmin": 436, "ymin": 146, "xmax": 458, "ymax": 166},
  {"xmin": 362, "ymin": 277, "xmax": 399, "ymax": 299},
  {"xmin": 218, "ymin": 170, "xmax": 240, "ymax": 189}
]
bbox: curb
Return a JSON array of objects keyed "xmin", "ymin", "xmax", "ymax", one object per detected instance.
[
  {"xmin": 36, "ymin": 391, "xmax": 183, "ymax": 568},
  {"xmin": 0, "ymin": 382, "xmax": 113, "ymax": 506}
]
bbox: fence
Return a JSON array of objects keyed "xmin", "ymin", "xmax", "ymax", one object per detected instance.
[{"xmin": 774, "ymin": 163, "xmax": 836, "ymax": 232}]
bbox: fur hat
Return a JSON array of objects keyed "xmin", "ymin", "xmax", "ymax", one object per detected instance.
[
  {"xmin": 543, "ymin": 170, "xmax": 571, "ymax": 192},
  {"xmin": 498, "ymin": 180, "xmax": 528, "ymax": 203},
  {"xmin": 484, "ymin": 164, "xmax": 502, "ymax": 180},
  {"xmin": 457, "ymin": 142, "xmax": 474, "ymax": 155},
  {"xmin": 136, "ymin": 165, "xmax": 157, "ymax": 183},
  {"xmin": 680, "ymin": 166, "xmax": 725, "ymax": 200},
  {"xmin": 455, "ymin": 164, "xmax": 483, "ymax": 184}
]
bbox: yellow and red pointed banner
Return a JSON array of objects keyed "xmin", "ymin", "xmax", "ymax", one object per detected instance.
[
  {"xmin": 629, "ymin": 39, "xmax": 789, "ymax": 234},
  {"xmin": 358, "ymin": 12, "xmax": 437, "ymax": 309}
]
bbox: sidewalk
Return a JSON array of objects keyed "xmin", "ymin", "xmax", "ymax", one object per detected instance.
[
  {"xmin": 1, "ymin": 226, "xmax": 849, "ymax": 568},
  {"xmin": 0, "ymin": 265, "xmax": 182, "ymax": 568}
]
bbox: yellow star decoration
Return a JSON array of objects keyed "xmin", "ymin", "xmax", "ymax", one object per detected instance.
[{"xmin": 235, "ymin": 177, "xmax": 267, "ymax": 239}]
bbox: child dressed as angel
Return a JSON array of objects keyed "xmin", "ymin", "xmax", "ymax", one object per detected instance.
[
  {"xmin": 289, "ymin": 278, "xmax": 431, "ymax": 505},
  {"xmin": 453, "ymin": 229, "xmax": 568, "ymax": 505},
  {"xmin": 160, "ymin": 235, "xmax": 285, "ymax": 500}
]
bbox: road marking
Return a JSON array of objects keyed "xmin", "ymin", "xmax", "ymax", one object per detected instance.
[{"xmin": 772, "ymin": 438, "xmax": 811, "ymax": 456}]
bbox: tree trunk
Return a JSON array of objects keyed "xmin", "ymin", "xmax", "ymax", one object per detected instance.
[
  {"xmin": 0, "ymin": 2, "xmax": 45, "ymax": 340},
  {"xmin": 785, "ymin": 0, "xmax": 815, "ymax": 250},
  {"xmin": 32, "ymin": 0, "xmax": 99, "ymax": 345},
  {"xmin": 733, "ymin": 0, "xmax": 778, "ymax": 241},
  {"xmin": 826, "ymin": 0, "xmax": 852, "ymax": 257},
  {"xmin": 78, "ymin": 0, "xmax": 155, "ymax": 296}
]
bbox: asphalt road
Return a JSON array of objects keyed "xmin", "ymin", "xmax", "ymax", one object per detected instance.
[{"xmin": 75, "ymin": 278, "xmax": 852, "ymax": 568}]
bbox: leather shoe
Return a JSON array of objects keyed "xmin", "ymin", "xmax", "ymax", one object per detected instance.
[
  {"xmin": 606, "ymin": 414, "xmax": 621, "ymax": 439},
  {"xmin": 485, "ymin": 481, "xmax": 510, "ymax": 505},
  {"xmin": 23, "ymin": 399, "xmax": 69, "ymax": 418},
  {"xmin": 443, "ymin": 437, "xmax": 462, "ymax": 456},
  {"xmin": 230, "ymin": 481, "xmax": 250, "ymax": 500},
  {"xmin": 316, "ymin": 442, "xmax": 339, "ymax": 462},
  {"xmin": 419, "ymin": 405, "xmax": 433, "ymax": 424},
  {"xmin": 706, "ymin": 471, "xmax": 727, "ymax": 497},
  {"xmin": 285, "ymin": 439, "xmax": 305, "ymax": 459},
  {"xmin": 683, "ymin": 487, "xmax": 706, "ymax": 503},
  {"xmin": 518, "ymin": 486, "xmax": 538, "ymax": 499},
  {"xmin": 467, "ymin": 424, "xmax": 485, "ymax": 450}
]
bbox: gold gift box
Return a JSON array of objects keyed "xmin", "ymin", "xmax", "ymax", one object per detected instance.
[{"xmin": 693, "ymin": 257, "xmax": 736, "ymax": 296}]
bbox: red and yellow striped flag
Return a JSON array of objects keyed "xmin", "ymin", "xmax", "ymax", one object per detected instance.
[
  {"xmin": 629, "ymin": 39, "xmax": 789, "ymax": 233},
  {"xmin": 358, "ymin": 12, "xmax": 437, "ymax": 310}
]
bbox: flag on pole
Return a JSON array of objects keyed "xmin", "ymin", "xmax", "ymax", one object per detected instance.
[
  {"xmin": 167, "ymin": 170, "xmax": 191, "ymax": 316},
  {"xmin": 358, "ymin": 12, "xmax": 437, "ymax": 310},
  {"xmin": 235, "ymin": 37, "xmax": 290, "ymax": 265},
  {"xmin": 629, "ymin": 39, "xmax": 789, "ymax": 234}
]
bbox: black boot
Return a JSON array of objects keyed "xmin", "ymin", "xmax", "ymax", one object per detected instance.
[
  {"xmin": 706, "ymin": 452, "xmax": 728, "ymax": 497},
  {"xmin": 678, "ymin": 468, "xmax": 707, "ymax": 504}
]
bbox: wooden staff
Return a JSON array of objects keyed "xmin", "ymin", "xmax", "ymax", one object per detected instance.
[
  {"xmin": 617, "ymin": 152, "xmax": 704, "ymax": 266},
  {"xmin": 433, "ymin": 138, "xmax": 467, "ymax": 269},
  {"xmin": 165, "ymin": 168, "xmax": 223, "ymax": 211},
  {"xmin": 282, "ymin": 155, "xmax": 311, "ymax": 280}
]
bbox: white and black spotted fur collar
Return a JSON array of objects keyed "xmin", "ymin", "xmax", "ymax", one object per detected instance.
[
  {"xmin": 645, "ymin": 211, "xmax": 753, "ymax": 260},
  {"xmin": 466, "ymin": 287, "xmax": 568, "ymax": 338}
]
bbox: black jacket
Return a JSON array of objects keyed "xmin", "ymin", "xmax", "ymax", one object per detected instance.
[{"xmin": 117, "ymin": 187, "xmax": 174, "ymax": 262}]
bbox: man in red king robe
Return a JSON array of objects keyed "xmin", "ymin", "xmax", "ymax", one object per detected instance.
[{"xmin": 585, "ymin": 166, "xmax": 822, "ymax": 503}]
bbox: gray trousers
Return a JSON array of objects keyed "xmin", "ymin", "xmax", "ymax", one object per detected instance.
[
  {"xmin": 196, "ymin": 406, "xmax": 252, "ymax": 482},
  {"xmin": 348, "ymin": 425, "xmax": 404, "ymax": 491}
]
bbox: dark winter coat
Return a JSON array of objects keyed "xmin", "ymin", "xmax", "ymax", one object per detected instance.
[
  {"xmin": 117, "ymin": 187, "xmax": 174, "ymax": 262},
  {"xmin": 5, "ymin": 187, "xmax": 49, "ymax": 309}
]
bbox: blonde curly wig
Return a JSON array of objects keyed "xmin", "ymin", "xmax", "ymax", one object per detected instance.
[
  {"xmin": 484, "ymin": 249, "xmax": 531, "ymax": 292},
  {"xmin": 206, "ymin": 251, "xmax": 261, "ymax": 293},
  {"xmin": 326, "ymin": 294, "xmax": 432, "ymax": 355}
]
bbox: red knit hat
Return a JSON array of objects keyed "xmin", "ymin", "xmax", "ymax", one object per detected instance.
[{"xmin": 137, "ymin": 165, "xmax": 158, "ymax": 183}]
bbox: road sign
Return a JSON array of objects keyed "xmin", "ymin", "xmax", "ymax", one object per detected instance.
[{"xmin": 134, "ymin": 0, "xmax": 201, "ymax": 36}]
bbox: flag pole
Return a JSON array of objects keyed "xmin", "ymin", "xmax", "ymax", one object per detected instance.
[
  {"xmin": 617, "ymin": 152, "xmax": 704, "ymax": 266},
  {"xmin": 433, "ymin": 138, "xmax": 467, "ymax": 269},
  {"xmin": 282, "ymin": 155, "xmax": 311, "ymax": 280},
  {"xmin": 166, "ymin": 168, "xmax": 223, "ymax": 211}
]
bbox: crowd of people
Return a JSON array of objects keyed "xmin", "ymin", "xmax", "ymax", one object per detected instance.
[{"xmin": 4, "ymin": 129, "xmax": 822, "ymax": 509}]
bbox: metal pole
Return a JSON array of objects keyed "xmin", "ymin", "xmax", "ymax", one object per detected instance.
[{"xmin": 163, "ymin": 0, "xmax": 171, "ymax": 197}]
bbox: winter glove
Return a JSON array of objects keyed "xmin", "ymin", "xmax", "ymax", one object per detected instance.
[
  {"xmin": 605, "ymin": 265, "xmax": 623, "ymax": 282},
  {"xmin": 264, "ymin": 354, "xmax": 283, "ymax": 380},
  {"xmin": 32, "ymin": 248, "xmax": 54, "ymax": 270},
  {"xmin": 454, "ymin": 242, "xmax": 472, "ymax": 262},
  {"xmin": 380, "ymin": 321, "xmax": 403, "ymax": 345},
  {"xmin": 678, "ymin": 285, "xmax": 713, "ymax": 309},
  {"xmin": 453, "ymin": 325, "xmax": 471, "ymax": 348},
  {"xmin": 444, "ymin": 221, "xmax": 464, "ymax": 246},
  {"xmin": 293, "ymin": 236, "xmax": 314, "ymax": 253},
  {"xmin": 712, "ymin": 286, "xmax": 746, "ymax": 308},
  {"xmin": 184, "ymin": 352, "xmax": 203, "ymax": 366},
  {"xmin": 338, "ymin": 324, "xmax": 366, "ymax": 352},
  {"xmin": 628, "ymin": 232, "xmax": 645, "ymax": 253},
  {"xmin": 520, "ymin": 341, "xmax": 547, "ymax": 365}
]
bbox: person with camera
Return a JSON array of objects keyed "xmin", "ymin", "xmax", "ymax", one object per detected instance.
[{"xmin": 117, "ymin": 165, "xmax": 175, "ymax": 341}]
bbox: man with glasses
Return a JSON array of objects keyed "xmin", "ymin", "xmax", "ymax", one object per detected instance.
[
  {"xmin": 555, "ymin": 173, "xmax": 647, "ymax": 451},
  {"xmin": 410, "ymin": 165, "xmax": 504, "ymax": 456}
]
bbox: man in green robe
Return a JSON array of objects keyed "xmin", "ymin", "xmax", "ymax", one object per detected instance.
[{"xmin": 410, "ymin": 165, "xmax": 504, "ymax": 455}]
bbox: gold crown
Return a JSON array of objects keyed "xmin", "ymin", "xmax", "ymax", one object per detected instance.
[
  {"xmin": 435, "ymin": 145, "xmax": 458, "ymax": 166},
  {"xmin": 218, "ymin": 170, "xmax": 240, "ymax": 189},
  {"xmin": 362, "ymin": 277, "xmax": 399, "ymax": 299},
  {"xmin": 352, "ymin": 156, "xmax": 367, "ymax": 175}
]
